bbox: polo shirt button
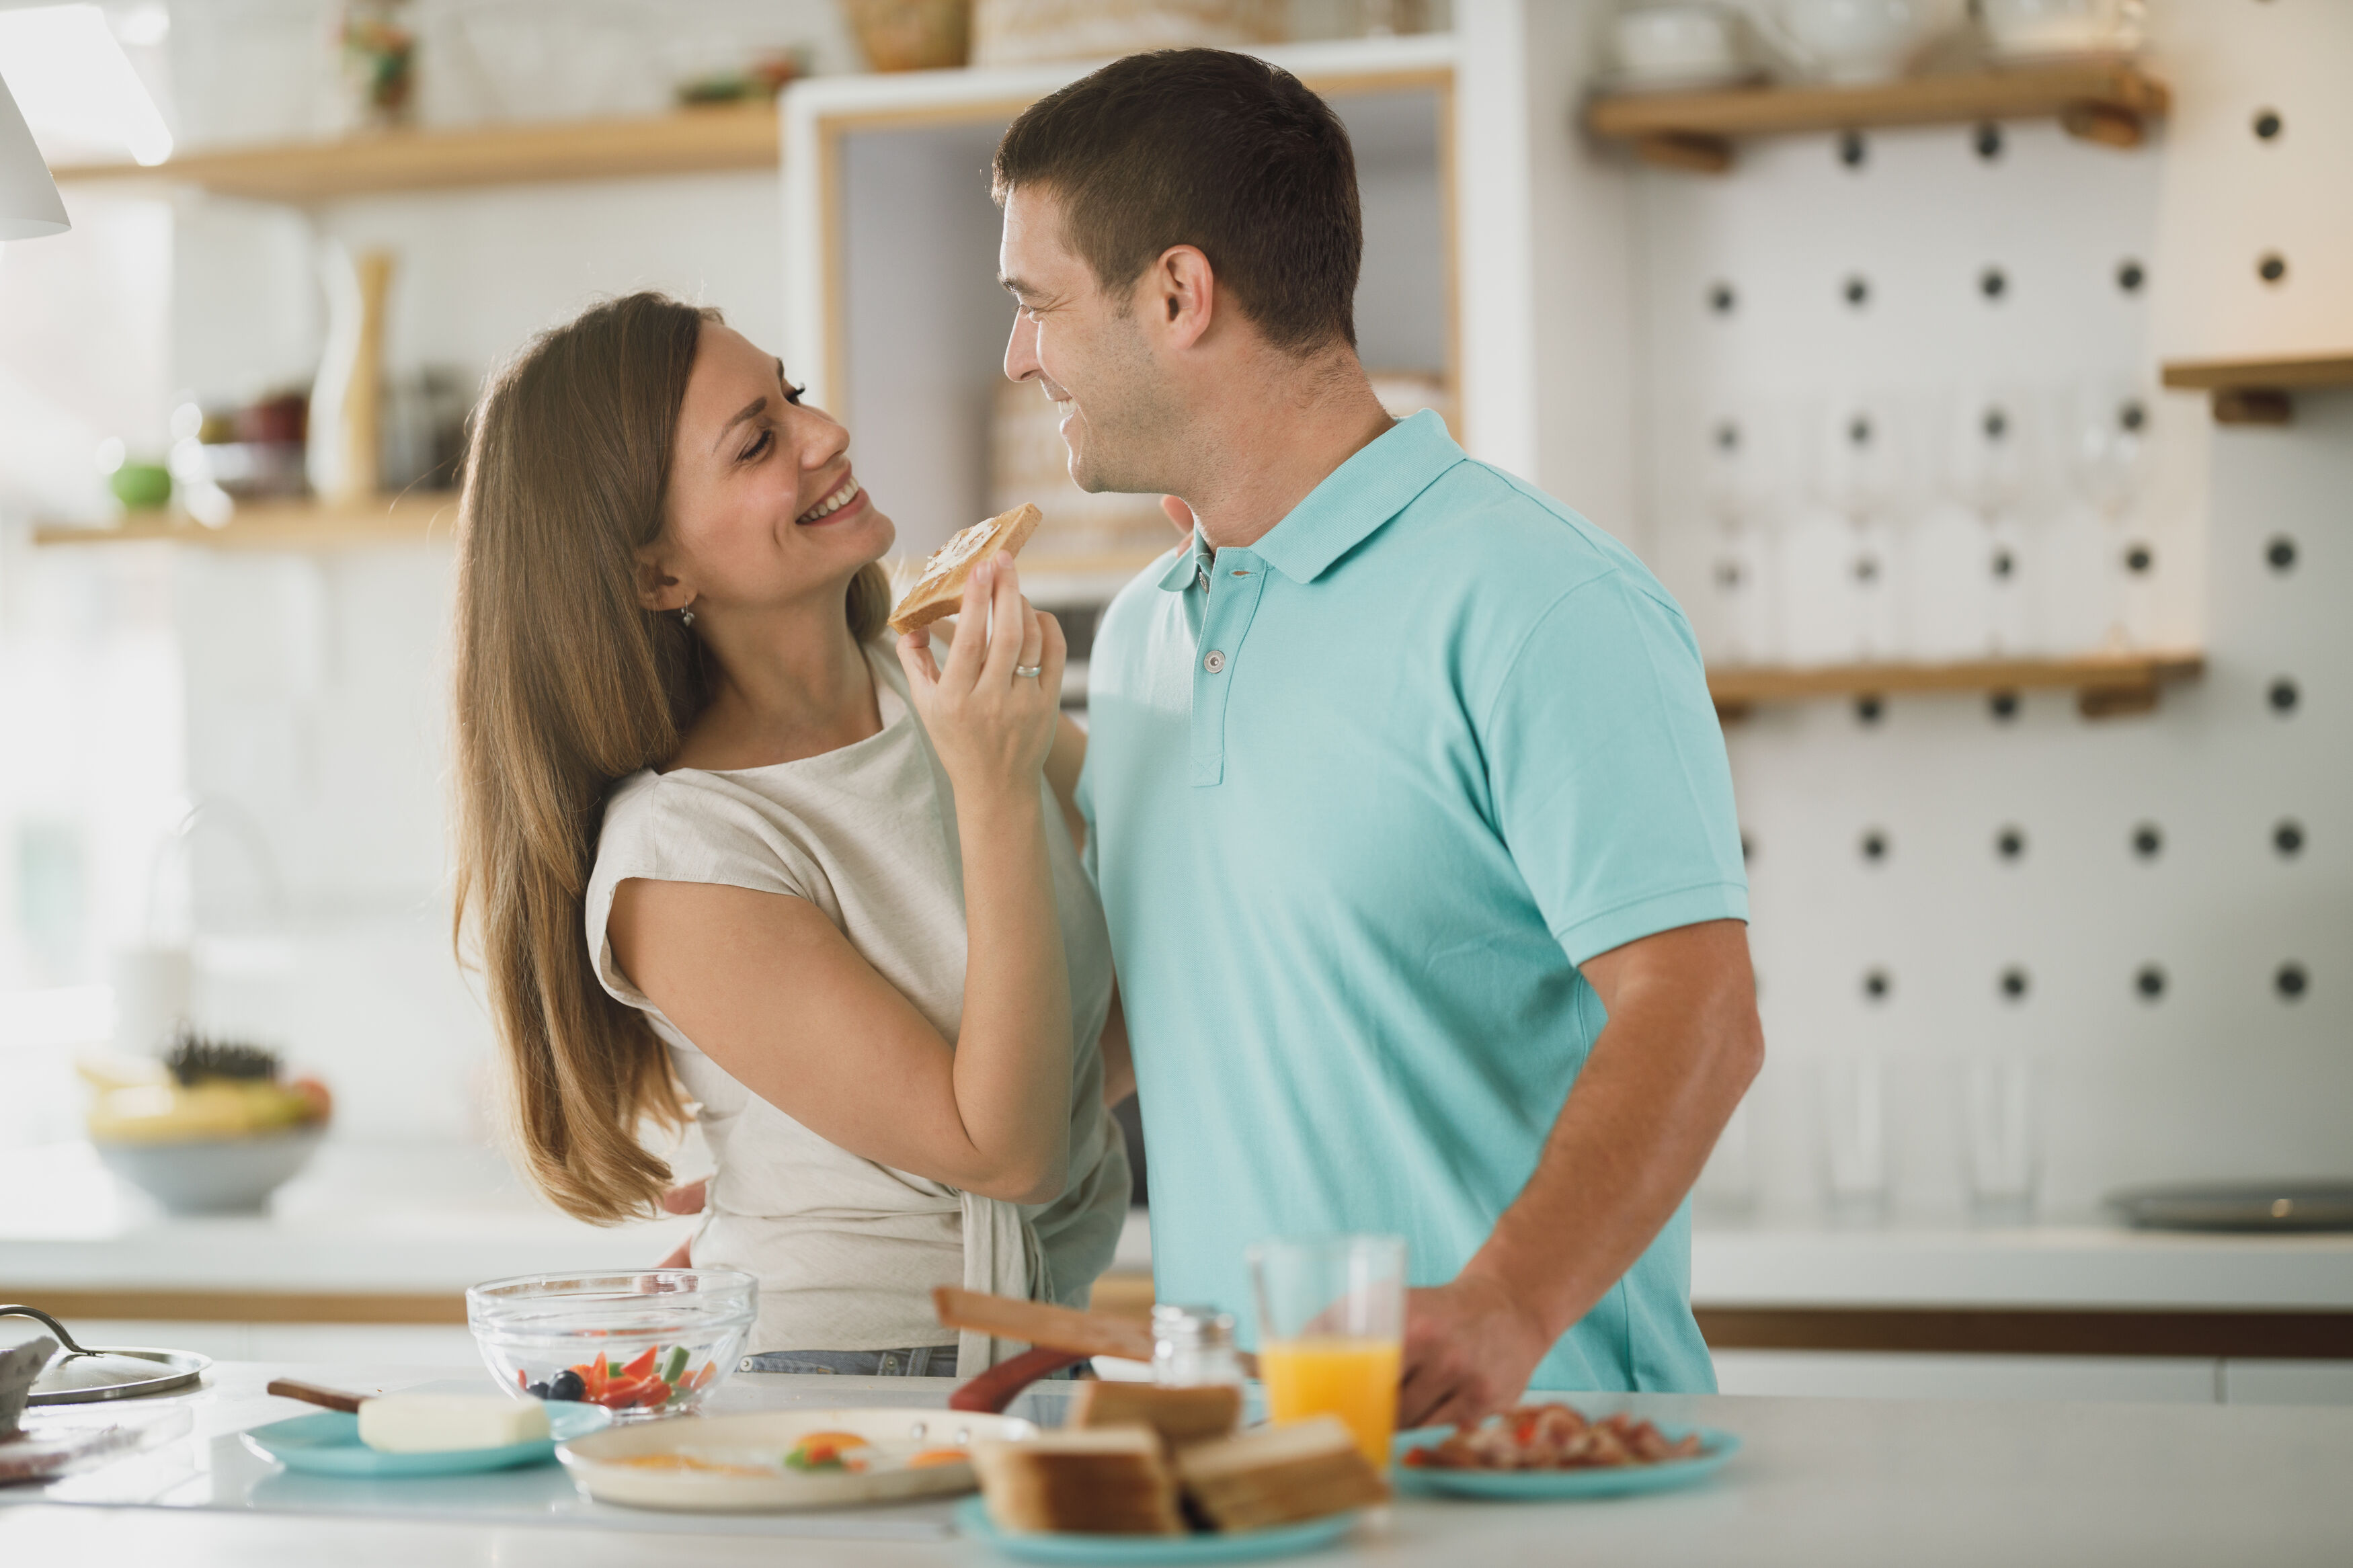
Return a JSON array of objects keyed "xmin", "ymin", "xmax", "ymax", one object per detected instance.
[{"xmin": 1203, "ymin": 650, "xmax": 1227, "ymax": 674}]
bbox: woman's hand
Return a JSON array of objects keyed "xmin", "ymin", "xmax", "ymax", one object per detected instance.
[{"xmin": 895, "ymin": 552, "xmax": 1065, "ymax": 800}]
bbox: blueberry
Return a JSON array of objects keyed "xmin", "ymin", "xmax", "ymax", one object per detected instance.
[
  {"xmin": 527, "ymin": 1380, "xmax": 551, "ymax": 1399},
  {"xmin": 549, "ymin": 1368, "xmax": 586, "ymax": 1402}
]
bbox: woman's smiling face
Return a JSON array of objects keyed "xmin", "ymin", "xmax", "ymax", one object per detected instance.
[{"xmin": 652, "ymin": 321, "xmax": 895, "ymax": 617}]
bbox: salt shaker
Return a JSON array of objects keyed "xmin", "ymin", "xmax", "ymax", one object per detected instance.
[{"xmin": 1151, "ymin": 1303, "xmax": 1244, "ymax": 1389}]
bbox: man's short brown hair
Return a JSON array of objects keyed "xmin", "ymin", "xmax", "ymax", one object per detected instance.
[{"xmin": 993, "ymin": 49, "xmax": 1361, "ymax": 354}]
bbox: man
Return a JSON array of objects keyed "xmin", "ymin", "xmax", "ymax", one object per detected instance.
[{"xmin": 994, "ymin": 50, "xmax": 1763, "ymax": 1426}]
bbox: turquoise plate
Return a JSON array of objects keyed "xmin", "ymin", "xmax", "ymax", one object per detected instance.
[
  {"xmin": 1391, "ymin": 1422, "xmax": 1740, "ymax": 1499},
  {"xmin": 241, "ymin": 1403, "xmax": 611, "ymax": 1477},
  {"xmin": 956, "ymin": 1496, "xmax": 1358, "ymax": 1564}
]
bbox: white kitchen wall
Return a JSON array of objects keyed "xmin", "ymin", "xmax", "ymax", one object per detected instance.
[{"xmin": 1626, "ymin": 5, "xmax": 2352, "ymax": 1220}]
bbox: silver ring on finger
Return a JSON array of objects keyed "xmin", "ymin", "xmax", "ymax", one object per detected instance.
[{"xmin": 1013, "ymin": 664, "xmax": 1043, "ymax": 679}]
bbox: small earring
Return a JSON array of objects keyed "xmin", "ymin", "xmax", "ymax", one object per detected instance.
[{"xmin": 678, "ymin": 605, "xmax": 696, "ymax": 628}]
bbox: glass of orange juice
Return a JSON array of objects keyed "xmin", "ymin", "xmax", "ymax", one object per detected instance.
[{"xmin": 1246, "ymin": 1235, "xmax": 1406, "ymax": 1470}]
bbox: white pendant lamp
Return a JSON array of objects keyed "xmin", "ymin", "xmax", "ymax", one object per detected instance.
[{"xmin": 0, "ymin": 68, "xmax": 69, "ymax": 241}]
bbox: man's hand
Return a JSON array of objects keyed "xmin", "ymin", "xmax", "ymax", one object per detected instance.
[
  {"xmin": 655, "ymin": 1178, "xmax": 706, "ymax": 1269},
  {"xmin": 1398, "ymin": 1273, "xmax": 1554, "ymax": 1430}
]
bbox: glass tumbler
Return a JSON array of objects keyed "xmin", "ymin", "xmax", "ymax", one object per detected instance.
[
  {"xmin": 1246, "ymin": 1235, "xmax": 1406, "ymax": 1470},
  {"xmin": 1817, "ymin": 1056, "xmax": 1890, "ymax": 1224},
  {"xmin": 1964, "ymin": 1055, "xmax": 2040, "ymax": 1224}
]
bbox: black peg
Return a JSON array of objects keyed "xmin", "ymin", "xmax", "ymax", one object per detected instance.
[
  {"xmin": 2273, "ymin": 819, "xmax": 2304, "ymax": 858},
  {"xmin": 1996, "ymin": 825, "xmax": 2026, "ymax": 861},
  {"xmin": 1989, "ymin": 690, "xmax": 2020, "ymax": 721},
  {"xmin": 2135, "ymin": 964, "xmax": 2167, "ymax": 1001},
  {"xmin": 1863, "ymin": 968, "xmax": 1891, "ymax": 1002},
  {"xmin": 2275, "ymin": 961, "xmax": 2307, "ymax": 1001},
  {"xmin": 1710, "ymin": 282, "xmax": 1736, "ymax": 314},
  {"xmin": 2116, "ymin": 259, "xmax": 2145, "ymax": 294},
  {"xmin": 2258, "ymin": 253, "xmax": 2287, "ymax": 284},
  {"xmin": 1856, "ymin": 695, "xmax": 1884, "ymax": 725},
  {"xmin": 1981, "ymin": 265, "xmax": 2007, "ymax": 300},
  {"xmin": 1844, "ymin": 275, "xmax": 1871, "ymax": 308},
  {"xmin": 1839, "ymin": 130, "xmax": 1867, "ymax": 167},
  {"xmin": 2125, "ymin": 543, "xmax": 2154, "ymax": 574},
  {"xmin": 2266, "ymin": 535, "xmax": 2296, "ymax": 573},
  {"xmin": 2268, "ymin": 677, "xmax": 2299, "ymax": 714},
  {"xmin": 2254, "ymin": 108, "xmax": 2282, "ymax": 141},
  {"xmin": 2131, "ymin": 823, "xmax": 2163, "ymax": 860},
  {"xmin": 1974, "ymin": 122, "xmax": 2002, "ymax": 161},
  {"xmin": 1999, "ymin": 966, "xmax": 2029, "ymax": 1001},
  {"xmin": 1860, "ymin": 829, "xmax": 1888, "ymax": 863}
]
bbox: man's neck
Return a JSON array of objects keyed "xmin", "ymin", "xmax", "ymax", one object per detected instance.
[{"xmin": 1174, "ymin": 349, "xmax": 1396, "ymax": 553}]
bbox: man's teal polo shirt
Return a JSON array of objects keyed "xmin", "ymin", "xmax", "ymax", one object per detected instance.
[{"xmin": 1076, "ymin": 411, "xmax": 1747, "ymax": 1393}]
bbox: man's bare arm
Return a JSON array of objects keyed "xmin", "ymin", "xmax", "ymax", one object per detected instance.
[{"xmin": 1397, "ymin": 919, "xmax": 1763, "ymax": 1428}]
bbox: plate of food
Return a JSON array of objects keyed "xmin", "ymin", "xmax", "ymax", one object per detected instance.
[
  {"xmin": 955, "ymin": 1494, "xmax": 1358, "ymax": 1565},
  {"xmin": 1393, "ymin": 1402, "xmax": 1739, "ymax": 1500},
  {"xmin": 242, "ymin": 1394, "xmax": 610, "ymax": 1478},
  {"xmin": 963, "ymin": 1395, "xmax": 1382, "ymax": 1565},
  {"xmin": 557, "ymin": 1407, "xmax": 1037, "ymax": 1511}
]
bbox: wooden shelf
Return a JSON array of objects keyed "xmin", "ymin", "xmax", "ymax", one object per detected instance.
[
  {"xmin": 34, "ymin": 492, "xmax": 458, "ymax": 550},
  {"xmin": 1587, "ymin": 59, "xmax": 2168, "ymax": 173},
  {"xmin": 1709, "ymin": 650, "xmax": 2204, "ymax": 721},
  {"xmin": 53, "ymin": 104, "xmax": 780, "ymax": 202},
  {"xmin": 2162, "ymin": 354, "xmax": 2353, "ymax": 427}
]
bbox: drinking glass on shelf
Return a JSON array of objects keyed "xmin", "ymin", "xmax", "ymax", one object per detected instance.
[
  {"xmin": 1246, "ymin": 1235, "xmax": 1406, "ymax": 1470},
  {"xmin": 1964, "ymin": 1055, "xmax": 2040, "ymax": 1225},
  {"xmin": 1817, "ymin": 1056, "xmax": 1888, "ymax": 1225}
]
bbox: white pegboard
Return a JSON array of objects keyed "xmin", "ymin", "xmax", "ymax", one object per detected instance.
[{"xmin": 1632, "ymin": 11, "xmax": 2353, "ymax": 1221}]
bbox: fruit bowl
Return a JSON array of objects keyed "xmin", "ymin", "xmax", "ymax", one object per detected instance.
[
  {"xmin": 466, "ymin": 1270, "xmax": 757, "ymax": 1421},
  {"xmin": 92, "ymin": 1122, "xmax": 326, "ymax": 1215}
]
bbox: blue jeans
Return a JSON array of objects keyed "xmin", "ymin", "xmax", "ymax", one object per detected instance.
[{"xmin": 739, "ymin": 1346, "xmax": 1086, "ymax": 1378}]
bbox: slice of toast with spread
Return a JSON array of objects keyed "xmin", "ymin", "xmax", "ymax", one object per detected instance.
[{"xmin": 887, "ymin": 503, "xmax": 1043, "ymax": 637}]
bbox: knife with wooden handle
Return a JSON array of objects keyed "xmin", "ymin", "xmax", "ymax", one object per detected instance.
[
  {"xmin": 932, "ymin": 1287, "xmax": 1158, "ymax": 1363},
  {"xmin": 266, "ymin": 1378, "xmax": 367, "ymax": 1413}
]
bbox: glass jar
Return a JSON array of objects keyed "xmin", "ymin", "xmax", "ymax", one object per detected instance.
[{"xmin": 1151, "ymin": 1303, "xmax": 1244, "ymax": 1389}]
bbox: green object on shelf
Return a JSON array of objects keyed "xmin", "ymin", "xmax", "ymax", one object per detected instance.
[{"xmin": 109, "ymin": 462, "xmax": 171, "ymax": 511}]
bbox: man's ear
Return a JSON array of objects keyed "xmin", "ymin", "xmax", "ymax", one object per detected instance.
[
  {"xmin": 1147, "ymin": 245, "xmax": 1217, "ymax": 351},
  {"xmin": 635, "ymin": 545, "xmax": 692, "ymax": 613}
]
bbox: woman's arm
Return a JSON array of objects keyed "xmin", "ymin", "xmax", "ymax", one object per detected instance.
[
  {"xmin": 612, "ymin": 554, "xmax": 1076, "ymax": 1204},
  {"xmin": 611, "ymin": 876, "xmax": 1065, "ymax": 1201}
]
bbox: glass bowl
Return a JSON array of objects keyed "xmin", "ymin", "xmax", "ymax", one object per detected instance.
[{"xmin": 466, "ymin": 1269, "xmax": 756, "ymax": 1421}]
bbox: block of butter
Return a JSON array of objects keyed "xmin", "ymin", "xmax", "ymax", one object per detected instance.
[{"xmin": 356, "ymin": 1393, "xmax": 550, "ymax": 1454}]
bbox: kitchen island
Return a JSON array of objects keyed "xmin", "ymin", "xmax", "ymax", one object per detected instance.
[{"xmin": 3, "ymin": 1358, "xmax": 2347, "ymax": 1567}]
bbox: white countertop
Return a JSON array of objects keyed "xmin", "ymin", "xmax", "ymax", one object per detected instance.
[
  {"xmin": 1, "ymin": 1359, "xmax": 2348, "ymax": 1566},
  {"xmin": 8, "ymin": 1140, "xmax": 2352, "ymax": 1311},
  {"xmin": 1689, "ymin": 1221, "xmax": 2353, "ymax": 1310}
]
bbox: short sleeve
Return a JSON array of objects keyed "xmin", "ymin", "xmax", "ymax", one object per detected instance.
[
  {"xmin": 584, "ymin": 772, "xmax": 822, "ymax": 1011},
  {"xmin": 1482, "ymin": 573, "xmax": 1748, "ymax": 968}
]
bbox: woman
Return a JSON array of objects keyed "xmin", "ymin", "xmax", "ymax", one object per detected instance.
[{"xmin": 451, "ymin": 292, "xmax": 1130, "ymax": 1376}]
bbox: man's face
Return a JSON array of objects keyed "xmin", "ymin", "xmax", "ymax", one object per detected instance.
[{"xmin": 998, "ymin": 185, "xmax": 1181, "ymax": 497}]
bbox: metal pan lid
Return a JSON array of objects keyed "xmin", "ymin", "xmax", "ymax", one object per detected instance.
[{"xmin": 3, "ymin": 1306, "xmax": 213, "ymax": 1405}]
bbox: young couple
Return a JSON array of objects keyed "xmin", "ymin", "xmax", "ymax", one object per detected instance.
[{"xmin": 451, "ymin": 49, "xmax": 1762, "ymax": 1426}]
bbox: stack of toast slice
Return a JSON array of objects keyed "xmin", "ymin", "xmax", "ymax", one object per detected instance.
[
  {"xmin": 1174, "ymin": 1415, "xmax": 1392, "ymax": 1532},
  {"xmin": 969, "ymin": 1426, "xmax": 1187, "ymax": 1536}
]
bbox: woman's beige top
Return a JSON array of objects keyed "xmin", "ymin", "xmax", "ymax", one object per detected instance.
[{"xmin": 584, "ymin": 646, "xmax": 1128, "ymax": 1375}]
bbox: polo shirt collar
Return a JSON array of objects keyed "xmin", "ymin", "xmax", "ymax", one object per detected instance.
[
  {"xmin": 1152, "ymin": 410, "xmax": 1466, "ymax": 592},
  {"xmin": 1156, "ymin": 530, "xmax": 1212, "ymax": 591},
  {"xmin": 1250, "ymin": 409, "xmax": 1464, "ymax": 584}
]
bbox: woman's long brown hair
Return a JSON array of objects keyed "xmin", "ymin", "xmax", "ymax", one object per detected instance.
[{"xmin": 451, "ymin": 292, "xmax": 891, "ymax": 1222}]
